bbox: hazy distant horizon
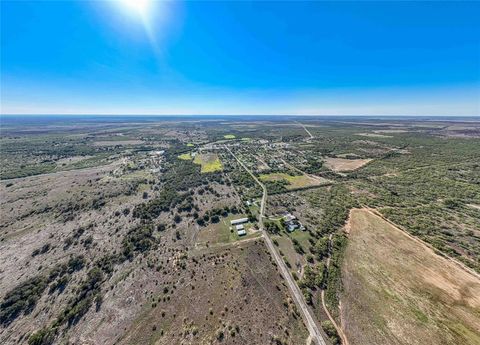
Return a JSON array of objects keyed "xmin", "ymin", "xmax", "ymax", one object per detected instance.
[{"xmin": 2, "ymin": 114, "xmax": 479, "ymax": 121}]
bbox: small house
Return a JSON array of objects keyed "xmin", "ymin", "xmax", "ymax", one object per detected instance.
[
  {"xmin": 284, "ymin": 213, "xmax": 296, "ymax": 222},
  {"xmin": 287, "ymin": 223, "xmax": 299, "ymax": 232}
]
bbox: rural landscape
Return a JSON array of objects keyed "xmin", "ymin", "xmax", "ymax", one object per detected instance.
[
  {"xmin": 2, "ymin": 0, "xmax": 479, "ymax": 344},
  {"xmin": 1, "ymin": 115, "xmax": 479, "ymax": 345}
]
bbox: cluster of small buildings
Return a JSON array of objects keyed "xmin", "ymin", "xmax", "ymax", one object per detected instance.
[
  {"xmin": 283, "ymin": 212, "xmax": 305, "ymax": 233},
  {"xmin": 231, "ymin": 217, "xmax": 248, "ymax": 236},
  {"xmin": 149, "ymin": 150, "xmax": 165, "ymax": 156},
  {"xmin": 148, "ymin": 150, "xmax": 165, "ymax": 173}
]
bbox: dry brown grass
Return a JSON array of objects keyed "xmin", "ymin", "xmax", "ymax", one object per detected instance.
[
  {"xmin": 1, "ymin": 163, "xmax": 298, "ymax": 344},
  {"xmin": 356, "ymin": 133, "xmax": 392, "ymax": 138},
  {"xmin": 259, "ymin": 172, "xmax": 326, "ymax": 190},
  {"xmin": 341, "ymin": 209, "xmax": 480, "ymax": 345},
  {"xmin": 115, "ymin": 240, "xmax": 309, "ymax": 345},
  {"xmin": 324, "ymin": 158, "xmax": 372, "ymax": 172}
]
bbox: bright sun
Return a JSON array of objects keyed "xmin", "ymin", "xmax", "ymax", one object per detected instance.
[{"xmin": 120, "ymin": 0, "xmax": 150, "ymax": 16}]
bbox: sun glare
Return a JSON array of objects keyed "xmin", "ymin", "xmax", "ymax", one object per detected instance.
[
  {"xmin": 114, "ymin": 0, "xmax": 169, "ymax": 57},
  {"xmin": 120, "ymin": 0, "xmax": 150, "ymax": 16}
]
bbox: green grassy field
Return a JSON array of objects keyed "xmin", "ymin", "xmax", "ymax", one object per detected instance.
[
  {"xmin": 193, "ymin": 153, "xmax": 223, "ymax": 173},
  {"xmin": 177, "ymin": 153, "xmax": 192, "ymax": 160},
  {"xmin": 196, "ymin": 214, "xmax": 259, "ymax": 246},
  {"xmin": 259, "ymin": 172, "xmax": 323, "ymax": 190},
  {"xmin": 288, "ymin": 229, "xmax": 312, "ymax": 249},
  {"xmin": 224, "ymin": 134, "xmax": 236, "ymax": 139}
]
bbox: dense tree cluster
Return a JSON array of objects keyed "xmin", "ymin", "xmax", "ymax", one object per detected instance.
[
  {"xmin": 264, "ymin": 180, "xmax": 289, "ymax": 195},
  {"xmin": 122, "ymin": 224, "xmax": 157, "ymax": 260},
  {"xmin": 264, "ymin": 220, "xmax": 282, "ymax": 234},
  {"xmin": 133, "ymin": 156, "xmax": 228, "ymax": 220},
  {"xmin": 0, "ymin": 276, "xmax": 48, "ymax": 326},
  {"xmin": 318, "ymin": 185, "xmax": 358, "ymax": 235},
  {"xmin": 321, "ymin": 320, "xmax": 340, "ymax": 345},
  {"xmin": 196, "ymin": 206, "xmax": 242, "ymax": 227}
]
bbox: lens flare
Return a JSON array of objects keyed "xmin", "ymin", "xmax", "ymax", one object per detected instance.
[
  {"xmin": 120, "ymin": 0, "xmax": 150, "ymax": 16},
  {"xmin": 115, "ymin": 0, "xmax": 173, "ymax": 59}
]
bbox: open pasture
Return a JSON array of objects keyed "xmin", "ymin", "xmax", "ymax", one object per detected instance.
[
  {"xmin": 193, "ymin": 153, "xmax": 223, "ymax": 173},
  {"xmin": 341, "ymin": 208, "xmax": 480, "ymax": 345},
  {"xmin": 259, "ymin": 172, "xmax": 325, "ymax": 190}
]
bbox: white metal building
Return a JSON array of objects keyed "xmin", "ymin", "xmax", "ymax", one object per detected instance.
[{"xmin": 231, "ymin": 218, "xmax": 248, "ymax": 225}]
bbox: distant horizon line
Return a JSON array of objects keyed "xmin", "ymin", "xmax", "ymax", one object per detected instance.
[{"xmin": 1, "ymin": 114, "xmax": 479, "ymax": 118}]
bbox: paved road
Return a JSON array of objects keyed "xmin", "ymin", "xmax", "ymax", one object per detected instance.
[{"xmin": 225, "ymin": 145, "xmax": 327, "ymax": 345}]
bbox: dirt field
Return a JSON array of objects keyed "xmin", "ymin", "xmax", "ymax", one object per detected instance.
[
  {"xmin": 374, "ymin": 129, "xmax": 409, "ymax": 134},
  {"xmin": 356, "ymin": 133, "xmax": 392, "ymax": 138},
  {"xmin": 341, "ymin": 209, "xmax": 480, "ymax": 345},
  {"xmin": 324, "ymin": 158, "xmax": 372, "ymax": 172}
]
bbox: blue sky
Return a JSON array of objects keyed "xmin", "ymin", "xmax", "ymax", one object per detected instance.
[{"xmin": 1, "ymin": 0, "xmax": 479, "ymax": 115}]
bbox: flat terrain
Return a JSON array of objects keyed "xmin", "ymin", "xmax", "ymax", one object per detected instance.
[
  {"xmin": 1, "ymin": 115, "xmax": 479, "ymax": 345},
  {"xmin": 324, "ymin": 157, "xmax": 372, "ymax": 172},
  {"xmin": 194, "ymin": 153, "xmax": 223, "ymax": 173},
  {"xmin": 114, "ymin": 240, "xmax": 309, "ymax": 345},
  {"xmin": 93, "ymin": 140, "xmax": 145, "ymax": 146},
  {"xmin": 259, "ymin": 172, "xmax": 324, "ymax": 190},
  {"xmin": 178, "ymin": 153, "xmax": 193, "ymax": 160},
  {"xmin": 356, "ymin": 133, "xmax": 392, "ymax": 138},
  {"xmin": 341, "ymin": 208, "xmax": 480, "ymax": 345},
  {"xmin": 195, "ymin": 213, "xmax": 260, "ymax": 247}
]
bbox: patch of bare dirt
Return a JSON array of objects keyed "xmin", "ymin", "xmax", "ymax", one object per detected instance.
[
  {"xmin": 341, "ymin": 209, "xmax": 480, "ymax": 345},
  {"xmin": 324, "ymin": 158, "xmax": 372, "ymax": 172}
]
